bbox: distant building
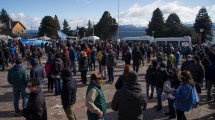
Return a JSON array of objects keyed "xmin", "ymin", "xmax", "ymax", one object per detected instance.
[{"xmin": 10, "ymin": 21, "xmax": 26, "ymax": 36}]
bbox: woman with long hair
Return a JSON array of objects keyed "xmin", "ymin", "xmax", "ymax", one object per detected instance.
[
  {"xmin": 115, "ymin": 65, "xmax": 132, "ymax": 90},
  {"xmin": 173, "ymin": 70, "xmax": 195, "ymax": 120}
]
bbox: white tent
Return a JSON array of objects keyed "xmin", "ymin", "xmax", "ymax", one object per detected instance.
[
  {"xmin": 0, "ymin": 35, "xmax": 7, "ymax": 41},
  {"xmin": 39, "ymin": 35, "xmax": 51, "ymax": 40}
]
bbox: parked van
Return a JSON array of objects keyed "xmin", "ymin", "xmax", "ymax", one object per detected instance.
[
  {"xmin": 154, "ymin": 36, "xmax": 192, "ymax": 47},
  {"xmin": 121, "ymin": 36, "xmax": 154, "ymax": 44},
  {"xmin": 81, "ymin": 36, "xmax": 100, "ymax": 43}
]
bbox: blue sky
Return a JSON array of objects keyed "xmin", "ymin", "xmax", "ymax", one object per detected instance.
[{"xmin": 1, "ymin": 0, "xmax": 215, "ymax": 29}]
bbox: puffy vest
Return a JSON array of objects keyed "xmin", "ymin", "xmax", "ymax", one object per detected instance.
[{"xmin": 86, "ymin": 82, "xmax": 106, "ymax": 120}]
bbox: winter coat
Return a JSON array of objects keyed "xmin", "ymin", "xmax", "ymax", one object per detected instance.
[
  {"xmin": 61, "ymin": 76, "xmax": 77, "ymax": 109},
  {"xmin": 156, "ymin": 68, "xmax": 169, "ymax": 88},
  {"xmin": 30, "ymin": 58, "xmax": 45, "ymax": 83},
  {"xmin": 22, "ymin": 88, "xmax": 47, "ymax": 120},
  {"xmin": 111, "ymin": 71, "xmax": 147, "ymax": 120},
  {"xmin": 100, "ymin": 52, "xmax": 107, "ymax": 66},
  {"xmin": 106, "ymin": 53, "xmax": 115, "ymax": 68},
  {"xmin": 145, "ymin": 65, "xmax": 158, "ymax": 85},
  {"xmin": 79, "ymin": 56, "xmax": 88, "ymax": 71},
  {"xmin": 173, "ymin": 82, "xmax": 193, "ymax": 112},
  {"xmin": 115, "ymin": 75, "xmax": 126, "ymax": 90},
  {"xmin": 188, "ymin": 63, "xmax": 205, "ymax": 84},
  {"xmin": 7, "ymin": 64, "xmax": 29, "ymax": 90},
  {"xmin": 207, "ymin": 62, "xmax": 215, "ymax": 82},
  {"xmin": 132, "ymin": 50, "xmax": 142, "ymax": 65},
  {"xmin": 181, "ymin": 60, "xmax": 192, "ymax": 71}
]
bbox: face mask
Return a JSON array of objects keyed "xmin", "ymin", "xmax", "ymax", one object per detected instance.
[
  {"xmin": 25, "ymin": 87, "xmax": 31, "ymax": 94},
  {"xmin": 188, "ymin": 58, "xmax": 192, "ymax": 61},
  {"xmin": 97, "ymin": 79, "xmax": 103, "ymax": 86},
  {"xmin": 160, "ymin": 67, "xmax": 165, "ymax": 71}
]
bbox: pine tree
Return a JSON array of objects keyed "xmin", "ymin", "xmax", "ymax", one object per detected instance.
[
  {"xmin": 62, "ymin": 19, "xmax": 71, "ymax": 35},
  {"xmin": 87, "ymin": 20, "xmax": 93, "ymax": 36},
  {"xmin": 145, "ymin": 8, "xmax": 166, "ymax": 38},
  {"xmin": 193, "ymin": 6, "xmax": 213, "ymax": 43},
  {"xmin": 54, "ymin": 15, "xmax": 61, "ymax": 30},
  {"xmin": 38, "ymin": 16, "xmax": 58, "ymax": 38},
  {"xmin": 94, "ymin": 11, "xmax": 118, "ymax": 40}
]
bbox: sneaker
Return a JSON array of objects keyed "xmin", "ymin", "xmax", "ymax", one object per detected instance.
[
  {"xmin": 165, "ymin": 112, "xmax": 170, "ymax": 116},
  {"xmin": 168, "ymin": 115, "xmax": 176, "ymax": 119},
  {"xmin": 156, "ymin": 107, "xmax": 162, "ymax": 111}
]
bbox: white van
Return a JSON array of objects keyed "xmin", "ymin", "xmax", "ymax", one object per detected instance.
[
  {"xmin": 154, "ymin": 36, "xmax": 192, "ymax": 47},
  {"xmin": 121, "ymin": 36, "xmax": 154, "ymax": 44},
  {"xmin": 81, "ymin": 36, "xmax": 100, "ymax": 43}
]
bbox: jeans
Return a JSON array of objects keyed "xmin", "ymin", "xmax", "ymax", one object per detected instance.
[
  {"xmin": 133, "ymin": 64, "xmax": 139, "ymax": 73},
  {"xmin": 107, "ymin": 67, "xmax": 114, "ymax": 82},
  {"xmin": 70, "ymin": 61, "xmax": 76, "ymax": 75},
  {"xmin": 13, "ymin": 87, "xmax": 27, "ymax": 113},
  {"xmin": 176, "ymin": 109, "xmax": 187, "ymax": 120},
  {"xmin": 146, "ymin": 83, "xmax": 154, "ymax": 97},
  {"xmin": 81, "ymin": 70, "xmax": 87, "ymax": 84},
  {"xmin": 54, "ymin": 78, "xmax": 62, "ymax": 95},
  {"xmin": 101, "ymin": 65, "xmax": 106, "ymax": 78},
  {"xmin": 64, "ymin": 104, "xmax": 77, "ymax": 120},
  {"xmin": 168, "ymin": 98, "xmax": 176, "ymax": 116},
  {"xmin": 156, "ymin": 87, "xmax": 163, "ymax": 108},
  {"xmin": 207, "ymin": 80, "xmax": 214, "ymax": 99}
]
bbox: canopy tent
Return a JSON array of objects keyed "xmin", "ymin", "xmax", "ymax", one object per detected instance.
[
  {"xmin": 39, "ymin": 35, "xmax": 51, "ymax": 40},
  {"xmin": 0, "ymin": 35, "xmax": 13, "ymax": 41}
]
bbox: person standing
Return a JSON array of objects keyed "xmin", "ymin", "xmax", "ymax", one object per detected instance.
[
  {"xmin": 30, "ymin": 58, "xmax": 45, "ymax": 89},
  {"xmin": 69, "ymin": 46, "xmax": 77, "ymax": 75},
  {"xmin": 22, "ymin": 79, "xmax": 47, "ymax": 120},
  {"xmin": 111, "ymin": 71, "xmax": 147, "ymax": 120},
  {"xmin": 100, "ymin": 49, "xmax": 107, "ymax": 79},
  {"xmin": 181, "ymin": 55, "xmax": 192, "ymax": 71},
  {"xmin": 132, "ymin": 46, "xmax": 142, "ymax": 73},
  {"xmin": 7, "ymin": 58, "xmax": 29, "ymax": 116},
  {"xmin": 86, "ymin": 73, "xmax": 106, "ymax": 120},
  {"xmin": 123, "ymin": 49, "xmax": 132, "ymax": 65},
  {"xmin": 79, "ymin": 51, "xmax": 88, "ymax": 85},
  {"xmin": 115, "ymin": 65, "xmax": 132, "ymax": 90},
  {"xmin": 189, "ymin": 56, "xmax": 205, "ymax": 95},
  {"xmin": 172, "ymin": 71, "xmax": 195, "ymax": 120},
  {"xmin": 50, "ymin": 56, "xmax": 63, "ymax": 96},
  {"xmin": 90, "ymin": 47, "xmax": 97, "ymax": 71},
  {"xmin": 145, "ymin": 60, "xmax": 158, "ymax": 99},
  {"xmin": 155, "ymin": 63, "xmax": 169, "ymax": 111},
  {"xmin": 174, "ymin": 49, "xmax": 180, "ymax": 68},
  {"xmin": 165, "ymin": 67, "xmax": 180, "ymax": 119},
  {"xmin": 106, "ymin": 49, "xmax": 116, "ymax": 84},
  {"xmin": 207, "ymin": 59, "xmax": 215, "ymax": 101},
  {"xmin": 61, "ymin": 69, "xmax": 77, "ymax": 120}
]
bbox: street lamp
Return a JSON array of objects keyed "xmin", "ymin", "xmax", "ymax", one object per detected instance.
[{"xmin": 199, "ymin": 28, "xmax": 204, "ymax": 45}]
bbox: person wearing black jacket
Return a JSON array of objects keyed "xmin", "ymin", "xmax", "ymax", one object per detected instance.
[
  {"xmin": 111, "ymin": 71, "xmax": 147, "ymax": 120},
  {"xmin": 132, "ymin": 46, "xmax": 142, "ymax": 73},
  {"xmin": 22, "ymin": 79, "xmax": 47, "ymax": 120},
  {"xmin": 145, "ymin": 60, "xmax": 158, "ymax": 99},
  {"xmin": 124, "ymin": 49, "xmax": 132, "ymax": 65},
  {"xmin": 165, "ymin": 67, "xmax": 180, "ymax": 119},
  {"xmin": 155, "ymin": 62, "xmax": 169, "ymax": 111},
  {"xmin": 61, "ymin": 68, "xmax": 77, "ymax": 120}
]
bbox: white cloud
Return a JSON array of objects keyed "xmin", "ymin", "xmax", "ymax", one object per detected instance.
[
  {"xmin": 9, "ymin": 0, "xmax": 215, "ymax": 30},
  {"xmin": 117, "ymin": 0, "xmax": 215, "ymax": 26},
  {"xmin": 10, "ymin": 12, "xmax": 40, "ymax": 30}
]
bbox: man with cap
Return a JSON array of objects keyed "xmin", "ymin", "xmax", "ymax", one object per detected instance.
[
  {"xmin": 111, "ymin": 71, "xmax": 147, "ymax": 120},
  {"xmin": 7, "ymin": 57, "xmax": 29, "ymax": 116},
  {"xmin": 86, "ymin": 73, "xmax": 106, "ymax": 120}
]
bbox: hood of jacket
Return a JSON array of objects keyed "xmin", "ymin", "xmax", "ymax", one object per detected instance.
[
  {"xmin": 31, "ymin": 58, "xmax": 39, "ymax": 66},
  {"xmin": 12, "ymin": 64, "xmax": 22, "ymax": 71},
  {"xmin": 125, "ymin": 71, "xmax": 142, "ymax": 93}
]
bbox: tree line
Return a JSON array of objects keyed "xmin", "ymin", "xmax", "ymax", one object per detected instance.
[{"xmin": 0, "ymin": 7, "xmax": 213, "ymax": 43}]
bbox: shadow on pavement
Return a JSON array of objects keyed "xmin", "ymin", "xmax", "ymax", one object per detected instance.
[{"xmin": 0, "ymin": 92, "xmax": 13, "ymax": 102}]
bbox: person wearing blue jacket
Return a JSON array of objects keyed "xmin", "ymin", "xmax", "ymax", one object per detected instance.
[
  {"xmin": 173, "ymin": 70, "xmax": 195, "ymax": 120},
  {"xmin": 69, "ymin": 46, "xmax": 77, "ymax": 75}
]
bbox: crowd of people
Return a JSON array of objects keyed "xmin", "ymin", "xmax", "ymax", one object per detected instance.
[{"xmin": 0, "ymin": 38, "xmax": 215, "ymax": 120}]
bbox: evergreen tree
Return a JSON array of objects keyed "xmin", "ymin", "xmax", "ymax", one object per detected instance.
[
  {"xmin": 145, "ymin": 8, "xmax": 165, "ymax": 38},
  {"xmin": 87, "ymin": 20, "xmax": 93, "ymax": 36},
  {"xmin": 94, "ymin": 11, "xmax": 118, "ymax": 40},
  {"xmin": 194, "ymin": 6, "xmax": 213, "ymax": 43},
  {"xmin": 54, "ymin": 15, "xmax": 61, "ymax": 30},
  {"xmin": 38, "ymin": 16, "xmax": 58, "ymax": 38},
  {"xmin": 62, "ymin": 19, "xmax": 71, "ymax": 35}
]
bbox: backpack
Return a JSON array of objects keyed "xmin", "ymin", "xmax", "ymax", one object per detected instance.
[{"xmin": 53, "ymin": 61, "xmax": 62, "ymax": 74}]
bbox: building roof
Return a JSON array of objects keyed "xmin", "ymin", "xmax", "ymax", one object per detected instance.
[{"xmin": 12, "ymin": 21, "xmax": 26, "ymax": 29}]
